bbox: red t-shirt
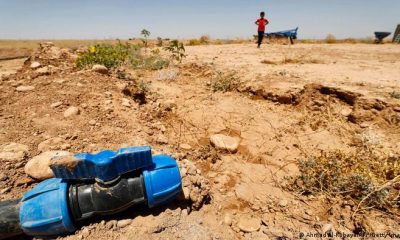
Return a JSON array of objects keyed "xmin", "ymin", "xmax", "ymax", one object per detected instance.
[{"xmin": 256, "ymin": 18, "xmax": 269, "ymax": 32}]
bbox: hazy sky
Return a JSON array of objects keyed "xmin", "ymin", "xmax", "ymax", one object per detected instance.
[{"xmin": 0, "ymin": 0, "xmax": 399, "ymax": 39}]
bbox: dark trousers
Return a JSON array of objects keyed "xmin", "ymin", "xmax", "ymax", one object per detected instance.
[{"xmin": 257, "ymin": 31, "xmax": 265, "ymax": 47}]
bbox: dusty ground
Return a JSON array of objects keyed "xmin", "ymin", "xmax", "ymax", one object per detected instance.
[{"xmin": 1, "ymin": 42, "xmax": 400, "ymax": 240}]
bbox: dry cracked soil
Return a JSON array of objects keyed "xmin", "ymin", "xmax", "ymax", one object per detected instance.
[{"xmin": 0, "ymin": 42, "xmax": 400, "ymax": 240}]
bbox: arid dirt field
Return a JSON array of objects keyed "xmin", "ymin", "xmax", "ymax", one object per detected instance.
[{"xmin": 1, "ymin": 42, "xmax": 400, "ymax": 239}]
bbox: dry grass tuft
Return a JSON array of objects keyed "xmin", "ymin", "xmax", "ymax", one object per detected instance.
[
  {"xmin": 210, "ymin": 71, "xmax": 242, "ymax": 92},
  {"xmin": 293, "ymin": 148, "xmax": 400, "ymax": 212}
]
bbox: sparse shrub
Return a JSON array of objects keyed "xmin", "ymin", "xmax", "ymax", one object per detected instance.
[
  {"xmin": 294, "ymin": 149, "xmax": 400, "ymax": 210},
  {"xmin": 130, "ymin": 52, "xmax": 169, "ymax": 70},
  {"xmin": 156, "ymin": 37, "xmax": 163, "ymax": 47},
  {"xmin": 390, "ymin": 91, "xmax": 400, "ymax": 99},
  {"xmin": 188, "ymin": 39, "xmax": 201, "ymax": 46},
  {"xmin": 325, "ymin": 34, "xmax": 337, "ymax": 44},
  {"xmin": 343, "ymin": 38, "xmax": 357, "ymax": 44},
  {"xmin": 75, "ymin": 42, "xmax": 133, "ymax": 69},
  {"xmin": 199, "ymin": 35, "xmax": 210, "ymax": 44},
  {"xmin": 211, "ymin": 71, "xmax": 241, "ymax": 92},
  {"xmin": 137, "ymin": 79, "xmax": 151, "ymax": 93},
  {"xmin": 164, "ymin": 40, "xmax": 186, "ymax": 63}
]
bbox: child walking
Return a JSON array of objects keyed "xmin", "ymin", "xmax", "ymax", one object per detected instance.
[{"xmin": 255, "ymin": 12, "xmax": 269, "ymax": 48}]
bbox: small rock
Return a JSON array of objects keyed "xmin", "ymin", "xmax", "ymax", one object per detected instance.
[
  {"xmin": 360, "ymin": 123, "xmax": 369, "ymax": 128},
  {"xmin": 340, "ymin": 108, "xmax": 352, "ymax": 117},
  {"xmin": 15, "ymin": 176, "xmax": 34, "ymax": 186},
  {"xmin": 117, "ymin": 219, "xmax": 132, "ymax": 228},
  {"xmin": 0, "ymin": 187, "xmax": 11, "ymax": 194},
  {"xmin": 50, "ymin": 102, "xmax": 63, "ymax": 108},
  {"xmin": 180, "ymin": 143, "xmax": 192, "ymax": 150},
  {"xmin": 163, "ymin": 99, "xmax": 177, "ymax": 111},
  {"xmin": 122, "ymin": 98, "xmax": 131, "ymax": 107},
  {"xmin": 237, "ymin": 216, "xmax": 261, "ymax": 233},
  {"xmin": 181, "ymin": 208, "xmax": 189, "ymax": 216},
  {"xmin": 60, "ymin": 143, "xmax": 71, "ymax": 150},
  {"xmin": 182, "ymin": 187, "xmax": 190, "ymax": 200},
  {"xmin": 156, "ymin": 134, "xmax": 169, "ymax": 144},
  {"xmin": 89, "ymin": 120, "xmax": 96, "ymax": 126},
  {"xmin": 0, "ymin": 173, "xmax": 7, "ymax": 181},
  {"xmin": 25, "ymin": 151, "xmax": 71, "ymax": 180},
  {"xmin": 30, "ymin": 61, "xmax": 41, "ymax": 69},
  {"xmin": 210, "ymin": 134, "xmax": 240, "ymax": 153},
  {"xmin": 64, "ymin": 106, "xmax": 80, "ymax": 118},
  {"xmin": 278, "ymin": 199, "xmax": 288, "ymax": 207},
  {"xmin": 313, "ymin": 100, "xmax": 325, "ymax": 106},
  {"xmin": 105, "ymin": 220, "xmax": 117, "ymax": 230},
  {"xmin": 54, "ymin": 79, "xmax": 65, "ymax": 84},
  {"xmin": 322, "ymin": 223, "xmax": 333, "ymax": 233},
  {"xmin": 0, "ymin": 143, "xmax": 29, "ymax": 162},
  {"xmin": 35, "ymin": 66, "xmax": 51, "ymax": 75},
  {"xmin": 223, "ymin": 213, "xmax": 233, "ymax": 226},
  {"xmin": 116, "ymin": 82, "xmax": 128, "ymax": 91},
  {"xmin": 394, "ymin": 106, "xmax": 400, "ymax": 112},
  {"xmin": 180, "ymin": 168, "xmax": 188, "ymax": 177},
  {"xmin": 81, "ymin": 228, "xmax": 90, "ymax": 238},
  {"xmin": 92, "ymin": 64, "xmax": 108, "ymax": 74},
  {"xmin": 38, "ymin": 137, "xmax": 64, "ymax": 152},
  {"xmin": 16, "ymin": 86, "xmax": 35, "ymax": 92}
]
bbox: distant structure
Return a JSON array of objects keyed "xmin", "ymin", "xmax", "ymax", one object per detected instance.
[{"xmin": 393, "ymin": 24, "xmax": 400, "ymax": 43}]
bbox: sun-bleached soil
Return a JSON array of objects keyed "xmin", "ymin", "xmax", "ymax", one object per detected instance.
[{"xmin": 1, "ymin": 42, "xmax": 400, "ymax": 239}]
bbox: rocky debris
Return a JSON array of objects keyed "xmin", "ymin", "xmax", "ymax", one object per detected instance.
[
  {"xmin": 64, "ymin": 106, "xmax": 80, "ymax": 118},
  {"xmin": 180, "ymin": 143, "xmax": 192, "ymax": 150},
  {"xmin": 210, "ymin": 134, "xmax": 240, "ymax": 153},
  {"xmin": 116, "ymin": 219, "xmax": 132, "ymax": 228},
  {"xmin": 0, "ymin": 173, "xmax": 7, "ymax": 181},
  {"xmin": 15, "ymin": 176, "xmax": 34, "ymax": 186},
  {"xmin": 92, "ymin": 64, "xmax": 109, "ymax": 74},
  {"xmin": 0, "ymin": 143, "xmax": 29, "ymax": 162},
  {"xmin": 30, "ymin": 61, "xmax": 41, "ymax": 69},
  {"xmin": 16, "ymin": 85, "xmax": 35, "ymax": 92},
  {"xmin": 89, "ymin": 120, "xmax": 97, "ymax": 126},
  {"xmin": 162, "ymin": 99, "xmax": 177, "ymax": 111},
  {"xmin": 321, "ymin": 223, "xmax": 334, "ymax": 233},
  {"xmin": 24, "ymin": 151, "xmax": 71, "ymax": 180},
  {"xmin": 116, "ymin": 82, "xmax": 128, "ymax": 92},
  {"xmin": 179, "ymin": 160, "xmax": 210, "ymax": 210},
  {"xmin": 38, "ymin": 137, "xmax": 65, "ymax": 152},
  {"xmin": 38, "ymin": 42, "xmax": 61, "ymax": 59},
  {"xmin": 50, "ymin": 101, "xmax": 63, "ymax": 108},
  {"xmin": 278, "ymin": 199, "xmax": 288, "ymax": 207},
  {"xmin": 237, "ymin": 216, "xmax": 261, "ymax": 233},
  {"xmin": 156, "ymin": 134, "xmax": 169, "ymax": 144},
  {"xmin": 223, "ymin": 213, "xmax": 233, "ymax": 226},
  {"xmin": 340, "ymin": 107, "xmax": 353, "ymax": 117},
  {"xmin": 38, "ymin": 137, "xmax": 71, "ymax": 152},
  {"xmin": 35, "ymin": 66, "xmax": 51, "ymax": 76},
  {"xmin": 122, "ymin": 98, "xmax": 131, "ymax": 107}
]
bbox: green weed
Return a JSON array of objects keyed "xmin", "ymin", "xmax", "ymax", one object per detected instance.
[
  {"xmin": 164, "ymin": 40, "xmax": 186, "ymax": 63},
  {"xmin": 75, "ymin": 42, "xmax": 134, "ymax": 69}
]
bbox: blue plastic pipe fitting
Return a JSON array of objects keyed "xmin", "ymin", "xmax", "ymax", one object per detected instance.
[{"xmin": 0, "ymin": 146, "xmax": 182, "ymax": 239}]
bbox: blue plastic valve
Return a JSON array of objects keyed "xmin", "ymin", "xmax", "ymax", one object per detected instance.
[{"xmin": 51, "ymin": 146, "xmax": 153, "ymax": 181}]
